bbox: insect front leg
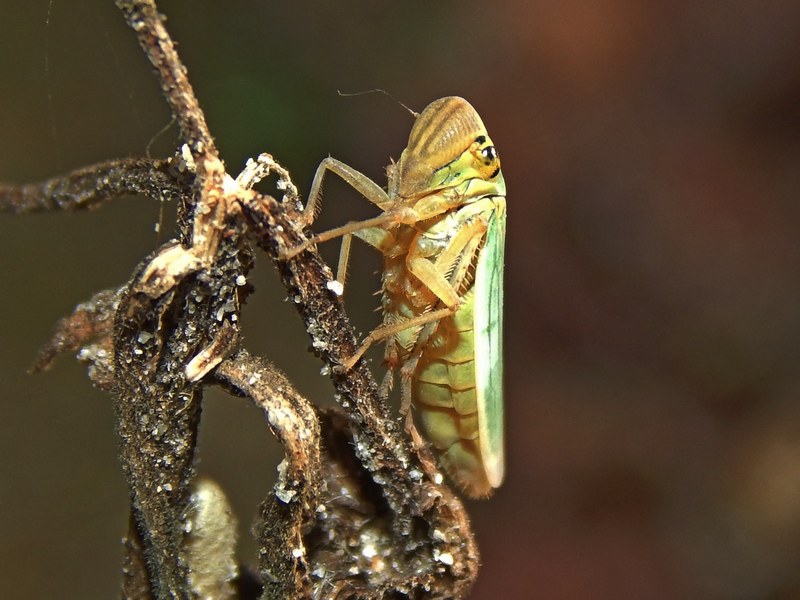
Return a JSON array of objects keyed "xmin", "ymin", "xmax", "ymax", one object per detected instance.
[
  {"xmin": 282, "ymin": 157, "xmax": 401, "ymax": 259},
  {"xmin": 301, "ymin": 157, "xmax": 392, "ymax": 227}
]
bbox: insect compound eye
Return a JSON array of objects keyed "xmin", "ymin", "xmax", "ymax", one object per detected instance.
[
  {"xmin": 474, "ymin": 144, "xmax": 501, "ymax": 180},
  {"xmin": 467, "ymin": 134, "xmax": 501, "ymax": 180}
]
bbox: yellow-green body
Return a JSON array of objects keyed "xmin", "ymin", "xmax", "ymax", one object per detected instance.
[
  {"xmin": 289, "ymin": 96, "xmax": 506, "ymax": 497},
  {"xmin": 380, "ymin": 196, "xmax": 505, "ymax": 497}
]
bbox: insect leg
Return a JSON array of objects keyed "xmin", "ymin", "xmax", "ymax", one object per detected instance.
[
  {"xmin": 440, "ymin": 218, "xmax": 488, "ymax": 293},
  {"xmin": 301, "ymin": 157, "xmax": 391, "ymax": 226},
  {"xmin": 406, "ymin": 216, "xmax": 489, "ymax": 309},
  {"xmin": 331, "ymin": 225, "xmax": 395, "ymax": 289},
  {"xmin": 338, "ymin": 306, "xmax": 455, "ymax": 371},
  {"xmin": 334, "ymin": 233, "xmax": 353, "ymax": 288},
  {"xmin": 282, "ymin": 158, "xmax": 410, "ymax": 260}
]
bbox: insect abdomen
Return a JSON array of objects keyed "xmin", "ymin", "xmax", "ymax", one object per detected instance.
[{"xmin": 412, "ymin": 288, "xmax": 493, "ymax": 497}]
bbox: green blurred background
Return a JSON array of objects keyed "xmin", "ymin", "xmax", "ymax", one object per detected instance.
[{"xmin": 2, "ymin": 1, "xmax": 800, "ymax": 598}]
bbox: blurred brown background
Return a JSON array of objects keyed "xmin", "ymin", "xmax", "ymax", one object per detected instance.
[{"xmin": 2, "ymin": 1, "xmax": 800, "ymax": 598}]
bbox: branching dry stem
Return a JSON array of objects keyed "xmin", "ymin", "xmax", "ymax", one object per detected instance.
[{"xmin": 0, "ymin": 1, "xmax": 480, "ymax": 599}]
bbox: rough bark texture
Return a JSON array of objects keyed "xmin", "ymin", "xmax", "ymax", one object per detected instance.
[{"xmin": 0, "ymin": 1, "xmax": 480, "ymax": 598}]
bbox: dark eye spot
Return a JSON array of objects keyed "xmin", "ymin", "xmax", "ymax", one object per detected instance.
[
  {"xmin": 481, "ymin": 146, "xmax": 498, "ymax": 162},
  {"xmin": 475, "ymin": 135, "xmax": 487, "ymax": 144}
]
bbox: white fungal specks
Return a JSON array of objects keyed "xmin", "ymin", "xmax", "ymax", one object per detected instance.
[
  {"xmin": 433, "ymin": 548, "xmax": 454, "ymax": 566},
  {"xmin": 275, "ymin": 487, "xmax": 297, "ymax": 503},
  {"xmin": 326, "ymin": 280, "xmax": 344, "ymax": 296}
]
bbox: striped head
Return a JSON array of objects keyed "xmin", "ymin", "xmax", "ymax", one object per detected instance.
[{"xmin": 391, "ymin": 97, "xmax": 502, "ymax": 200}]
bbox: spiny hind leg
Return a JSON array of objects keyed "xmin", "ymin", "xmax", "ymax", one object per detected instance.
[
  {"xmin": 379, "ymin": 344, "xmax": 397, "ymax": 400},
  {"xmin": 406, "ymin": 216, "xmax": 488, "ymax": 309}
]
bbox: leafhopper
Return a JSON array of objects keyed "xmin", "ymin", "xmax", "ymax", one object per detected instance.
[{"xmin": 287, "ymin": 97, "xmax": 506, "ymax": 497}]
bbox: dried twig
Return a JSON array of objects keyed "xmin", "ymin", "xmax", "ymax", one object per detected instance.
[
  {"xmin": 0, "ymin": 158, "xmax": 184, "ymax": 214},
  {"xmin": 0, "ymin": 1, "xmax": 480, "ymax": 598}
]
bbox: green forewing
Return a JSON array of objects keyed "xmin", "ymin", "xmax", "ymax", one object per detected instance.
[{"xmin": 473, "ymin": 201, "xmax": 505, "ymax": 488}]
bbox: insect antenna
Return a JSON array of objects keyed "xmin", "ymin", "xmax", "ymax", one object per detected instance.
[{"xmin": 337, "ymin": 89, "xmax": 419, "ymax": 118}]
